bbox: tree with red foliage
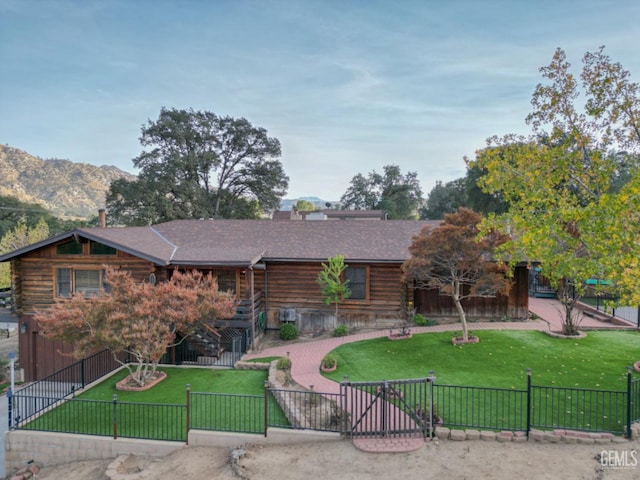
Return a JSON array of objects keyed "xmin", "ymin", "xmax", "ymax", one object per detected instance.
[
  {"xmin": 36, "ymin": 268, "xmax": 237, "ymax": 387},
  {"xmin": 403, "ymin": 208, "xmax": 510, "ymax": 343}
]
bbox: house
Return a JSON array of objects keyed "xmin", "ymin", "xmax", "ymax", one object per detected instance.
[{"xmin": 0, "ymin": 215, "xmax": 529, "ymax": 381}]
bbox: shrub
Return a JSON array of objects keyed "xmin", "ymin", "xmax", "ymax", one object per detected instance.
[
  {"xmin": 415, "ymin": 401, "xmax": 442, "ymax": 425},
  {"xmin": 321, "ymin": 354, "xmax": 337, "ymax": 369},
  {"xmin": 276, "ymin": 357, "xmax": 291, "ymax": 370},
  {"xmin": 333, "ymin": 324, "xmax": 348, "ymax": 337},
  {"xmin": 414, "ymin": 313, "xmax": 427, "ymax": 326},
  {"xmin": 279, "ymin": 323, "xmax": 298, "ymax": 340},
  {"xmin": 414, "ymin": 314, "xmax": 437, "ymax": 327}
]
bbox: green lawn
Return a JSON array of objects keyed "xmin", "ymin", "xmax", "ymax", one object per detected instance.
[
  {"xmin": 81, "ymin": 367, "xmax": 268, "ymax": 402},
  {"xmin": 322, "ymin": 330, "xmax": 640, "ymax": 433},
  {"xmin": 22, "ymin": 366, "xmax": 278, "ymax": 439},
  {"xmin": 323, "ymin": 330, "xmax": 640, "ymax": 390}
]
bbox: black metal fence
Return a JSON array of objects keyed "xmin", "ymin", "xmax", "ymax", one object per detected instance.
[
  {"xmin": 582, "ymin": 297, "xmax": 640, "ymax": 327},
  {"xmin": 9, "ymin": 369, "xmax": 640, "ymax": 442},
  {"xmin": 433, "ymin": 383, "xmax": 528, "ymax": 432},
  {"xmin": 8, "ymin": 349, "xmax": 122, "ymax": 429}
]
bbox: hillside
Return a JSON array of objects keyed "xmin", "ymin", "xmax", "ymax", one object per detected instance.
[{"xmin": 0, "ymin": 145, "xmax": 136, "ymax": 219}]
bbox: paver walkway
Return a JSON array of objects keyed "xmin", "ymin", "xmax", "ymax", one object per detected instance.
[{"xmin": 243, "ymin": 297, "xmax": 637, "ymax": 453}]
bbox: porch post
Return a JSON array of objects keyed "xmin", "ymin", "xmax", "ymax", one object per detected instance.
[{"xmin": 249, "ymin": 265, "xmax": 256, "ymax": 349}]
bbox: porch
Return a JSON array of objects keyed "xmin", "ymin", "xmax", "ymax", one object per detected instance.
[{"xmin": 161, "ymin": 290, "xmax": 265, "ymax": 367}]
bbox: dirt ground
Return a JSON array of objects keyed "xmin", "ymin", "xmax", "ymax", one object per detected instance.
[{"xmin": 28, "ymin": 438, "xmax": 640, "ymax": 480}]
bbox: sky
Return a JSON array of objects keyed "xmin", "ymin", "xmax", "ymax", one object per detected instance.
[{"xmin": 1, "ymin": 0, "xmax": 639, "ymax": 201}]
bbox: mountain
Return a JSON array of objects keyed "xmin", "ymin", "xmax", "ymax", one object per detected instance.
[{"xmin": 0, "ymin": 145, "xmax": 136, "ymax": 219}]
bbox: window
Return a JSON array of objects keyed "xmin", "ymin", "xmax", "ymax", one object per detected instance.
[
  {"xmin": 56, "ymin": 268, "xmax": 103, "ymax": 297},
  {"xmin": 90, "ymin": 242, "xmax": 117, "ymax": 255},
  {"xmin": 56, "ymin": 241, "xmax": 83, "ymax": 255},
  {"xmin": 217, "ymin": 270, "xmax": 237, "ymax": 294},
  {"xmin": 345, "ymin": 266, "xmax": 367, "ymax": 300}
]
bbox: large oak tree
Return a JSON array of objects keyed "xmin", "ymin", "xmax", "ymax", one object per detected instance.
[
  {"xmin": 340, "ymin": 164, "xmax": 423, "ymax": 219},
  {"xmin": 107, "ymin": 108, "xmax": 289, "ymax": 225}
]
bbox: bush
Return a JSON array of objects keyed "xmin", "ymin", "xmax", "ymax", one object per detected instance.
[
  {"xmin": 333, "ymin": 324, "xmax": 348, "ymax": 337},
  {"xmin": 321, "ymin": 354, "xmax": 337, "ymax": 369},
  {"xmin": 414, "ymin": 313, "xmax": 427, "ymax": 326},
  {"xmin": 414, "ymin": 314, "xmax": 438, "ymax": 327},
  {"xmin": 279, "ymin": 323, "xmax": 298, "ymax": 340},
  {"xmin": 276, "ymin": 357, "xmax": 291, "ymax": 370}
]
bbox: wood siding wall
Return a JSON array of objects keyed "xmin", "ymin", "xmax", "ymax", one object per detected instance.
[
  {"xmin": 261, "ymin": 261, "xmax": 406, "ymax": 331},
  {"xmin": 14, "ymin": 243, "xmax": 156, "ymax": 381},
  {"xmin": 412, "ymin": 265, "xmax": 529, "ymax": 321}
]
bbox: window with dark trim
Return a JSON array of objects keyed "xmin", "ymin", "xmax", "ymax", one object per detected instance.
[
  {"xmin": 90, "ymin": 242, "xmax": 117, "ymax": 255},
  {"xmin": 345, "ymin": 266, "xmax": 367, "ymax": 300},
  {"xmin": 56, "ymin": 241, "xmax": 83, "ymax": 255},
  {"xmin": 217, "ymin": 270, "xmax": 237, "ymax": 294},
  {"xmin": 56, "ymin": 268, "xmax": 103, "ymax": 297}
]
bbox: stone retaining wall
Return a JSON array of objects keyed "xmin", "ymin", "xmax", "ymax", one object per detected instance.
[{"xmin": 434, "ymin": 422, "xmax": 640, "ymax": 444}]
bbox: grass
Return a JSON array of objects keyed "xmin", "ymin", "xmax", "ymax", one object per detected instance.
[
  {"xmin": 323, "ymin": 330, "xmax": 640, "ymax": 390},
  {"xmin": 322, "ymin": 330, "xmax": 640, "ymax": 433},
  {"xmin": 81, "ymin": 367, "xmax": 268, "ymax": 402},
  {"xmin": 22, "ymin": 366, "xmax": 277, "ymax": 439}
]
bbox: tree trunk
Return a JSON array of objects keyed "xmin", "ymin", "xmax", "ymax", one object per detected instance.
[
  {"xmin": 558, "ymin": 280, "xmax": 579, "ymax": 335},
  {"xmin": 452, "ymin": 281, "xmax": 468, "ymax": 342}
]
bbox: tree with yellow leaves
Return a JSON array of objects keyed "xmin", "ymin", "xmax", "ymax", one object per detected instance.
[{"xmin": 469, "ymin": 47, "xmax": 640, "ymax": 335}]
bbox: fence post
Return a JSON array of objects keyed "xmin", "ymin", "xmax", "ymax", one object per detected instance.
[
  {"xmin": 428, "ymin": 370, "xmax": 436, "ymax": 439},
  {"xmin": 526, "ymin": 369, "xmax": 532, "ymax": 437},
  {"xmin": 81, "ymin": 357, "xmax": 86, "ymax": 389},
  {"xmin": 186, "ymin": 384, "xmax": 191, "ymax": 445},
  {"xmin": 7, "ymin": 388, "xmax": 12, "ymax": 430},
  {"xmin": 342, "ymin": 375, "xmax": 350, "ymax": 438},
  {"xmin": 263, "ymin": 380, "xmax": 269, "ymax": 437},
  {"xmin": 626, "ymin": 366, "xmax": 632, "ymax": 439},
  {"xmin": 112, "ymin": 394, "xmax": 118, "ymax": 440}
]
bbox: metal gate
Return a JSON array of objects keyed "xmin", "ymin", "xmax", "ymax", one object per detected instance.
[{"xmin": 341, "ymin": 377, "xmax": 435, "ymax": 439}]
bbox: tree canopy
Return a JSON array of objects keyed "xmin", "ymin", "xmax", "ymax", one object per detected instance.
[
  {"xmin": 294, "ymin": 199, "xmax": 315, "ymax": 211},
  {"xmin": 106, "ymin": 108, "xmax": 289, "ymax": 225},
  {"xmin": 403, "ymin": 208, "xmax": 510, "ymax": 342},
  {"xmin": 36, "ymin": 268, "xmax": 237, "ymax": 387},
  {"xmin": 421, "ymin": 165, "xmax": 508, "ymax": 219},
  {"xmin": 469, "ymin": 47, "xmax": 640, "ymax": 332},
  {"xmin": 339, "ymin": 164, "xmax": 423, "ymax": 219}
]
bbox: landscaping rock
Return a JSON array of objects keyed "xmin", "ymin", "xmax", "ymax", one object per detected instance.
[
  {"xmin": 435, "ymin": 427, "xmax": 450, "ymax": 440},
  {"xmin": 450, "ymin": 429, "xmax": 467, "ymax": 441},
  {"xmin": 465, "ymin": 429, "xmax": 480, "ymax": 440},
  {"xmin": 479, "ymin": 431, "xmax": 496, "ymax": 441}
]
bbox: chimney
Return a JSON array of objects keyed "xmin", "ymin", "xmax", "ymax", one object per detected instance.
[{"xmin": 98, "ymin": 209, "xmax": 106, "ymax": 228}]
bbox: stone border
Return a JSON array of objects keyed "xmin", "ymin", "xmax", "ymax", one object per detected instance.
[
  {"xmin": 434, "ymin": 422, "xmax": 640, "ymax": 444},
  {"xmin": 543, "ymin": 330, "xmax": 587, "ymax": 340},
  {"xmin": 115, "ymin": 371, "xmax": 167, "ymax": 391},
  {"xmin": 452, "ymin": 335, "xmax": 479, "ymax": 345}
]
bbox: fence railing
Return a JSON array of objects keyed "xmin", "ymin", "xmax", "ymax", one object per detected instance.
[
  {"xmin": 9, "ymin": 370, "xmax": 640, "ymax": 442},
  {"xmin": 8, "ymin": 349, "xmax": 122, "ymax": 429},
  {"xmin": 433, "ymin": 384, "xmax": 528, "ymax": 432}
]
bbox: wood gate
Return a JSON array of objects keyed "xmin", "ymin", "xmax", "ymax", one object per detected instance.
[{"xmin": 341, "ymin": 377, "xmax": 434, "ymax": 439}]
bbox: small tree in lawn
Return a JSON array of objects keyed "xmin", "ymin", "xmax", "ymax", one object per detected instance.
[
  {"xmin": 36, "ymin": 268, "xmax": 237, "ymax": 387},
  {"xmin": 317, "ymin": 255, "xmax": 351, "ymax": 325},
  {"xmin": 403, "ymin": 208, "xmax": 510, "ymax": 343}
]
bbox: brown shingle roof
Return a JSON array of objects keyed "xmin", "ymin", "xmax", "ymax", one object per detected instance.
[{"xmin": 0, "ymin": 219, "xmax": 440, "ymax": 267}]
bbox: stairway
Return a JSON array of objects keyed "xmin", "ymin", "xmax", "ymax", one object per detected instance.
[{"xmin": 188, "ymin": 324, "xmax": 223, "ymax": 358}]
